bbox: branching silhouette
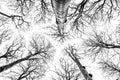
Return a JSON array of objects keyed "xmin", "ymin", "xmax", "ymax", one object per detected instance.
[
  {"xmin": 67, "ymin": 0, "xmax": 120, "ymax": 33},
  {"xmin": 34, "ymin": 0, "xmax": 52, "ymax": 23},
  {"xmin": 7, "ymin": 60, "xmax": 46, "ymax": 80},
  {"xmin": 8, "ymin": 0, "xmax": 35, "ymax": 15},
  {"xmin": 69, "ymin": 0, "xmax": 89, "ymax": 29},
  {"xmin": 99, "ymin": 59, "xmax": 120, "ymax": 79},
  {"xmin": 0, "ymin": 11, "xmax": 29, "ymax": 30},
  {"xmin": 47, "ymin": 25, "xmax": 70, "ymax": 42},
  {"xmin": 0, "ymin": 29, "xmax": 12, "ymax": 44},
  {"xmin": 0, "ymin": 34, "xmax": 54, "ymax": 73},
  {"xmin": 69, "ymin": 0, "xmax": 120, "ymax": 22},
  {"xmin": 29, "ymin": 34, "xmax": 54, "ymax": 61},
  {"xmin": 51, "ymin": 0, "xmax": 71, "ymax": 25},
  {"xmin": 0, "ymin": 36, "xmax": 24, "ymax": 62},
  {"xmin": 83, "ymin": 31, "xmax": 120, "ymax": 60},
  {"xmin": 52, "ymin": 58, "xmax": 81, "ymax": 80},
  {"xmin": 0, "ymin": 0, "xmax": 120, "ymax": 80},
  {"xmin": 64, "ymin": 45, "xmax": 93, "ymax": 80},
  {"xmin": 0, "ymin": 0, "xmax": 119, "ymax": 32}
]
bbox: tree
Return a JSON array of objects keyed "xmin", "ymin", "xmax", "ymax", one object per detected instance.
[
  {"xmin": 52, "ymin": 57, "xmax": 81, "ymax": 80},
  {"xmin": 64, "ymin": 45, "xmax": 93, "ymax": 80},
  {"xmin": 0, "ymin": 36, "xmax": 24, "ymax": 62},
  {"xmin": 7, "ymin": 0, "xmax": 35, "ymax": 16},
  {"xmin": 99, "ymin": 59, "xmax": 120, "ymax": 80},
  {"xmin": 0, "ymin": 11, "xmax": 29, "ymax": 30},
  {"xmin": 81, "ymin": 28, "xmax": 120, "ymax": 80},
  {"xmin": 0, "ymin": 0, "xmax": 120, "ymax": 80},
  {"xmin": 6, "ymin": 59, "xmax": 46, "ymax": 80},
  {"xmin": 0, "ymin": 28, "xmax": 12, "ymax": 44},
  {"xmin": 0, "ymin": 34, "xmax": 54, "ymax": 80},
  {"xmin": 0, "ymin": 0, "xmax": 119, "ymax": 40}
]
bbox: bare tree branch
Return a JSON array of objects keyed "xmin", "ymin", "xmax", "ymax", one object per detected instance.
[
  {"xmin": 83, "ymin": 31, "xmax": 120, "ymax": 60},
  {"xmin": 0, "ymin": 36, "xmax": 24, "ymax": 62},
  {"xmin": 67, "ymin": 0, "xmax": 120, "ymax": 33},
  {"xmin": 99, "ymin": 59, "xmax": 120, "ymax": 78},
  {"xmin": 52, "ymin": 58, "xmax": 81, "ymax": 80},
  {"xmin": 0, "ymin": 29, "xmax": 12, "ymax": 44},
  {"xmin": 34, "ymin": 0, "xmax": 52, "ymax": 23},
  {"xmin": 8, "ymin": 0, "xmax": 35, "ymax": 15},
  {"xmin": 0, "ymin": 11, "xmax": 29, "ymax": 30},
  {"xmin": 46, "ymin": 25, "xmax": 70, "ymax": 42},
  {"xmin": 64, "ymin": 45, "xmax": 93, "ymax": 80},
  {"xmin": 7, "ymin": 60, "xmax": 46, "ymax": 80},
  {"xmin": 0, "ymin": 34, "xmax": 54, "ymax": 73}
]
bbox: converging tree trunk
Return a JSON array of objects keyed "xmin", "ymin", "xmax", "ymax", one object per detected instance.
[
  {"xmin": 51, "ymin": 0, "xmax": 71, "ymax": 24},
  {"xmin": 65, "ymin": 46, "xmax": 93, "ymax": 80}
]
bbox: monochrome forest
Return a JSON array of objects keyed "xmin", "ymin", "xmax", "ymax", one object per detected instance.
[{"xmin": 0, "ymin": 0, "xmax": 120, "ymax": 80}]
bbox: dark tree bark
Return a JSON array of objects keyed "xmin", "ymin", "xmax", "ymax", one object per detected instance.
[{"xmin": 65, "ymin": 45, "xmax": 93, "ymax": 80}]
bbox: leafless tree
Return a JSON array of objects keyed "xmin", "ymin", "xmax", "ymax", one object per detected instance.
[
  {"xmin": 0, "ymin": 11, "xmax": 29, "ymax": 30},
  {"xmin": 8, "ymin": 0, "xmax": 35, "ymax": 16},
  {"xmin": 52, "ymin": 58, "xmax": 81, "ymax": 80},
  {"xmin": 63, "ymin": 0, "xmax": 120, "ymax": 33},
  {"xmin": 0, "ymin": 34, "xmax": 54, "ymax": 73},
  {"xmin": 80, "ymin": 25, "xmax": 120, "ymax": 80},
  {"xmin": 0, "ymin": 0, "xmax": 119, "ymax": 40},
  {"xmin": 6, "ymin": 59, "xmax": 46, "ymax": 80},
  {"xmin": 48, "ymin": 0, "xmax": 120, "ymax": 40},
  {"xmin": 0, "ymin": 36, "xmax": 24, "ymax": 62},
  {"xmin": 47, "ymin": 24, "xmax": 70, "ymax": 42},
  {"xmin": 0, "ymin": 0, "xmax": 119, "ymax": 29},
  {"xmin": 64, "ymin": 45, "xmax": 93, "ymax": 80},
  {"xmin": 5, "ymin": 0, "xmax": 120, "ymax": 24},
  {"xmin": 0, "ymin": 28, "xmax": 12, "ymax": 44},
  {"xmin": 0, "ymin": 0, "xmax": 120, "ymax": 80},
  {"xmin": 34, "ymin": 0, "xmax": 52, "ymax": 23},
  {"xmin": 99, "ymin": 59, "xmax": 120, "ymax": 80},
  {"xmin": 83, "ymin": 30, "xmax": 120, "ymax": 60}
]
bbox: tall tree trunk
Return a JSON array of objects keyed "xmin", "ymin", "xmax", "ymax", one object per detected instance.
[
  {"xmin": 0, "ymin": 55, "xmax": 31, "ymax": 73},
  {"xmin": 51, "ymin": 0, "xmax": 71, "ymax": 24},
  {"xmin": 68, "ymin": 53, "xmax": 93, "ymax": 80}
]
